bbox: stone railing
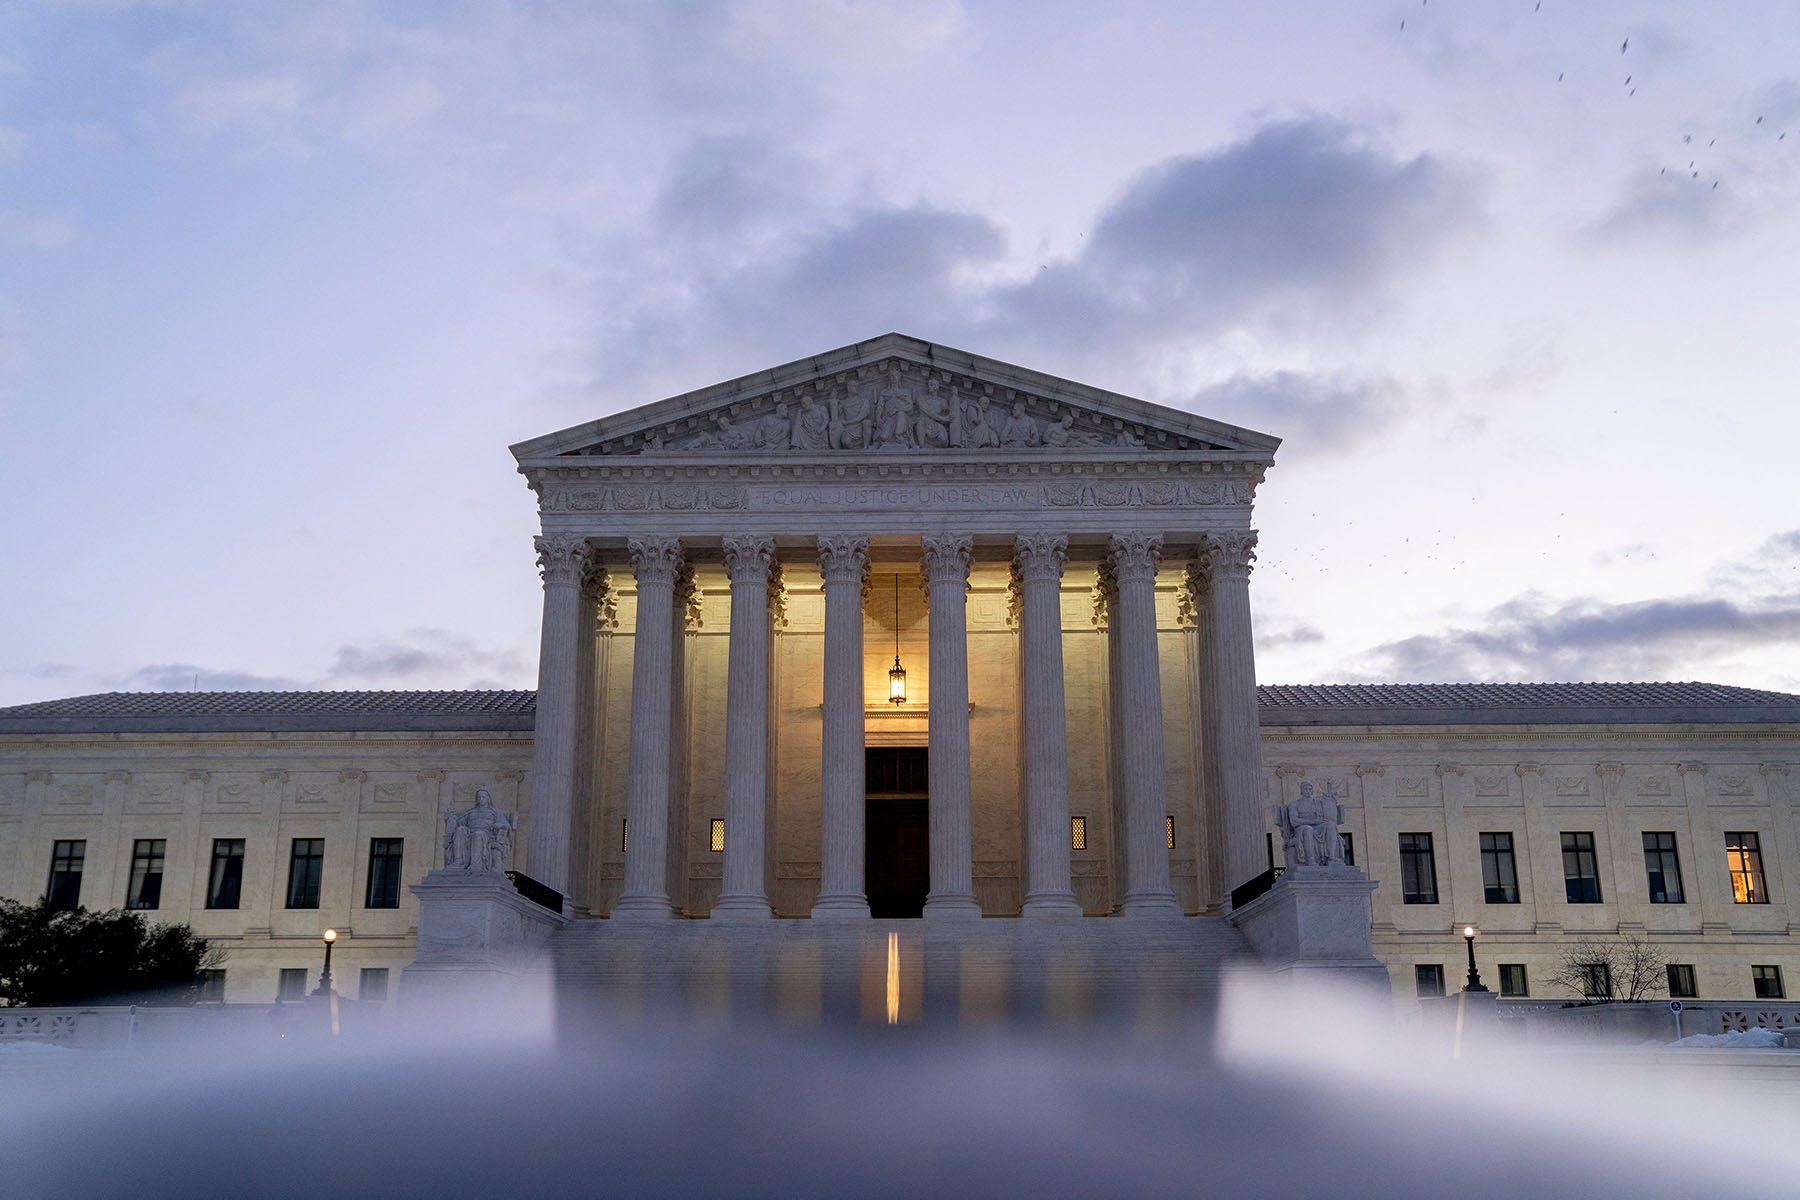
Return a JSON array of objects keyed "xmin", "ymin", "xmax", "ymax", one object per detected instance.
[
  {"xmin": 0, "ymin": 1001, "xmax": 369, "ymax": 1048},
  {"xmin": 1495, "ymin": 998, "xmax": 1800, "ymax": 1043}
]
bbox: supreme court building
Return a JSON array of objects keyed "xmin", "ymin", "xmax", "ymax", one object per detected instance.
[{"xmin": 3, "ymin": 334, "xmax": 1798, "ymax": 1014}]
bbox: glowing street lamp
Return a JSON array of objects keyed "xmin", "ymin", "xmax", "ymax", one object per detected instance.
[
  {"xmin": 314, "ymin": 928, "xmax": 338, "ymax": 997},
  {"xmin": 888, "ymin": 575, "xmax": 907, "ymax": 705},
  {"xmin": 1462, "ymin": 925, "xmax": 1489, "ymax": 993}
]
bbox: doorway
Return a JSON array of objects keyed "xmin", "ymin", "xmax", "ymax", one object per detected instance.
[{"xmin": 866, "ymin": 747, "xmax": 928, "ymax": 919}]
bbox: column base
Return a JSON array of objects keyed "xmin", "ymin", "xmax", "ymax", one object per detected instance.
[
  {"xmin": 810, "ymin": 894, "xmax": 870, "ymax": 919},
  {"xmin": 1119, "ymin": 889, "xmax": 1183, "ymax": 917},
  {"xmin": 710, "ymin": 895, "xmax": 773, "ymax": 921},
  {"xmin": 923, "ymin": 893, "xmax": 983, "ymax": 920},
  {"xmin": 610, "ymin": 894, "xmax": 677, "ymax": 920},
  {"xmin": 1021, "ymin": 892, "xmax": 1084, "ymax": 918}
]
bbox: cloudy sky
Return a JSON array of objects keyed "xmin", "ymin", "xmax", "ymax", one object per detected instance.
[{"xmin": 2, "ymin": 1, "xmax": 1797, "ymax": 705}]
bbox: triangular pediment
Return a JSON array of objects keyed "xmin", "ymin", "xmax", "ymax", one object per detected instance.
[{"xmin": 511, "ymin": 334, "xmax": 1280, "ymax": 462}]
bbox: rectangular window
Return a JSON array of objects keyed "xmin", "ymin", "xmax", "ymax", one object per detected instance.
[
  {"xmin": 1166, "ymin": 815, "xmax": 1176, "ymax": 851},
  {"xmin": 1070, "ymin": 816, "xmax": 1087, "ymax": 851},
  {"xmin": 1666, "ymin": 964, "xmax": 1697, "ymax": 999},
  {"xmin": 1561, "ymin": 832, "xmax": 1602, "ymax": 903},
  {"xmin": 621, "ymin": 819, "xmax": 628, "ymax": 853},
  {"xmin": 709, "ymin": 819, "xmax": 725, "ymax": 853},
  {"xmin": 207, "ymin": 839, "xmax": 245, "ymax": 910},
  {"xmin": 365, "ymin": 838, "xmax": 404, "ymax": 909},
  {"xmin": 197, "ymin": 969, "xmax": 226, "ymax": 1003},
  {"xmin": 1479, "ymin": 832, "xmax": 1520, "ymax": 904},
  {"xmin": 1340, "ymin": 832, "xmax": 1355, "ymax": 867},
  {"xmin": 45, "ymin": 839, "xmax": 85, "ymax": 911},
  {"xmin": 1399, "ymin": 833, "xmax": 1438, "ymax": 904},
  {"xmin": 1579, "ymin": 962, "xmax": 1613, "ymax": 999},
  {"xmin": 126, "ymin": 839, "xmax": 166, "ymax": 911},
  {"xmin": 277, "ymin": 968, "xmax": 308, "ymax": 1002},
  {"xmin": 1642, "ymin": 832, "xmax": 1685, "ymax": 904},
  {"xmin": 1726, "ymin": 832, "xmax": 1769, "ymax": 904},
  {"xmin": 286, "ymin": 838, "xmax": 324, "ymax": 909},
  {"xmin": 1498, "ymin": 964, "xmax": 1529, "ymax": 997},
  {"xmin": 1414, "ymin": 964, "xmax": 1445, "ymax": 998},
  {"xmin": 1752, "ymin": 965, "xmax": 1785, "ymax": 999},
  {"xmin": 359, "ymin": 967, "xmax": 390, "ymax": 1004}
]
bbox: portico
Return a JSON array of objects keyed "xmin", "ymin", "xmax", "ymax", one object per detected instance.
[{"xmin": 510, "ymin": 334, "xmax": 1279, "ymax": 922}]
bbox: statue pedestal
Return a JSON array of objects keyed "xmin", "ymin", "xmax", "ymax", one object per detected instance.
[
  {"xmin": 1229, "ymin": 866, "xmax": 1389, "ymax": 989},
  {"xmin": 400, "ymin": 869, "xmax": 568, "ymax": 1004}
]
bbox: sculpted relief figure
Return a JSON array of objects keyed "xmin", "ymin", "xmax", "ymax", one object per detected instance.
[
  {"xmin": 913, "ymin": 378, "xmax": 956, "ymax": 448},
  {"xmin": 791, "ymin": 393, "xmax": 832, "ymax": 450},
  {"xmin": 999, "ymin": 401, "xmax": 1040, "ymax": 447},
  {"xmin": 829, "ymin": 384, "xmax": 872, "ymax": 449},
  {"xmin": 1272, "ymin": 780, "xmax": 1346, "ymax": 870},
  {"xmin": 873, "ymin": 380, "xmax": 916, "ymax": 448},
  {"xmin": 962, "ymin": 396, "xmax": 1000, "ymax": 448},
  {"xmin": 442, "ymin": 788, "xmax": 518, "ymax": 872},
  {"xmin": 754, "ymin": 401, "xmax": 793, "ymax": 449}
]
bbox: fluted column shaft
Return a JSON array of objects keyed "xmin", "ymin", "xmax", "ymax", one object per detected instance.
[
  {"xmin": 614, "ymin": 537, "xmax": 684, "ymax": 919},
  {"xmin": 813, "ymin": 536, "xmax": 871, "ymax": 918},
  {"xmin": 526, "ymin": 534, "xmax": 593, "ymax": 907},
  {"xmin": 1184, "ymin": 559, "xmax": 1228, "ymax": 913},
  {"xmin": 922, "ymin": 534, "xmax": 981, "ymax": 918},
  {"xmin": 714, "ymin": 536, "xmax": 775, "ymax": 919},
  {"xmin": 1111, "ymin": 533, "xmax": 1179, "ymax": 914},
  {"xmin": 1016, "ymin": 534, "xmax": 1081, "ymax": 916},
  {"xmin": 1208, "ymin": 530, "xmax": 1267, "ymax": 900}
]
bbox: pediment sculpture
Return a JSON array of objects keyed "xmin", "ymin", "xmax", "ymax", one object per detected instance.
[{"xmin": 580, "ymin": 360, "xmax": 1208, "ymax": 456}]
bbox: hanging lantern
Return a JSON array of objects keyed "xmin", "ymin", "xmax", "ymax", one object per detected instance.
[{"xmin": 889, "ymin": 575, "xmax": 907, "ymax": 705}]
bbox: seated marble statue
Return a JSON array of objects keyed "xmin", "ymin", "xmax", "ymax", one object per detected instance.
[
  {"xmin": 442, "ymin": 788, "xmax": 517, "ymax": 872},
  {"xmin": 1271, "ymin": 780, "xmax": 1346, "ymax": 870}
]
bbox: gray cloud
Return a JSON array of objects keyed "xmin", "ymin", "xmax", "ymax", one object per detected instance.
[
  {"xmin": 1184, "ymin": 370, "xmax": 1405, "ymax": 456},
  {"xmin": 1583, "ymin": 168, "xmax": 1740, "ymax": 245},
  {"xmin": 589, "ymin": 117, "xmax": 1479, "ymax": 396},
  {"xmin": 121, "ymin": 663, "xmax": 304, "ymax": 692},
  {"xmin": 993, "ymin": 118, "xmax": 1478, "ymax": 347},
  {"xmin": 325, "ymin": 628, "xmax": 529, "ymax": 684},
  {"xmin": 1256, "ymin": 623, "xmax": 1327, "ymax": 652}
]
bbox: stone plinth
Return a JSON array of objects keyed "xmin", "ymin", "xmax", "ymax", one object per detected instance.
[
  {"xmin": 401, "ymin": 870, "xmax": 568, "ymax": 1001},
  {"xmin": 1228, "ymin": 867, "xmax": 1387, "ymax": 988}
]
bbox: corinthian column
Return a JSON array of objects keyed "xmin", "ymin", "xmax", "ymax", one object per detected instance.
[
  {"xmin": 812, "ymin": 535, "xmax": 871, "ymax": 918},
  {"xmin": 1015, "ymin": 534, "xmax": 1081, "ymax": 917},
  {"xmin": 714, "ymin": 536, "xmax": 776, "ymax": 920},
  {"xmin": 613, "ymin": 536, "xmax": 684, "ymax": 920},
  {"xmin": 1110, "ymin": 532, "xmax": 1179, "ymax": 914},
  {"xmin": 922, "ymin": 534, "xmax": 982, "ymax": 918},
  {"xmin": 1205, "ymin": 530, "xmax": 1267, "ymax": 900},
  {"xmin": 526, "ymin": 533, "xmax": 593, "ymax": 907}
]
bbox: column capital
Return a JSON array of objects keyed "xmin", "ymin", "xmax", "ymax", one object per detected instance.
[
  {"xmin": 920, "ymin": 533, "xmax": 974, "ymax": 585},
  {"xmin": 1176, "ymin": 558, "xmax": 1211, "ymax": 629},
  {"xmin": 722, "ymin": 535, "xmax": 777, "ymax": 584},
  {"xmin": 627, "ymin": 536, "xmax": 684, "ymax": 585},
  {"xmin": 676, "ymin": 564, "xmax": 702, "ymax": 632},
  {"xmin": 1203, "ymin": 530, "xmax": 1259, "ymax": 579},
  {"xmin": 767, "ymin": 564, "xmax": 789, "ymax": 631},
  {"xmin": 816, "ymin": 534, "xmax": 870, "ymax": 586},
  {"xmin": 535, "ymin": 533, "xmax": 594, "ymax": 587},
  {"xmin": 1107, "ymin": 532, "xmax": 1163, "ymax": 583},
  {"xmin": 1091, "ymin": 558, "xmax": 1116, "ymax": 629},
  {"xmin": 1012, "ymin": 532, "xmax": 1068, "ymax": 583}
]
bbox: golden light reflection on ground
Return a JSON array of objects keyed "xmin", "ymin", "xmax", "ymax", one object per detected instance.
[{"xmin": 886, "ymin": 931, "xmax": 900, "ymax": 1025}]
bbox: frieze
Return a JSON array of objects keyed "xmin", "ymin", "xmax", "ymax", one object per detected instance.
[
  {"xmin": 569, "ymin": 359, "xmax": 1210, "ymax": 457},
  {"xmin": 539, "ymin": 476, "xmax": 1252, "ymax": 516}
]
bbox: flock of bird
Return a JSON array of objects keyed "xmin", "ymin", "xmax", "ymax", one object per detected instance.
[{"xmin": 1397, "ymin": 0, "xmax": 1792, "ymax": 195}]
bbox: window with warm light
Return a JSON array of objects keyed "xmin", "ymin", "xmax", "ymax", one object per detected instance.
[
  {"xmin": 1166, "ymin": 816, "xmax": 1176, "ymax": 851},
  {"xmin": 1070, "ymin": 816, "xmax": 1087, "ymax": 851},
  {"xmin": 1726, "ymin": 832, "xmax": 1768, "ymax": 904},
  {"xmin": 710, "ymin": 819, "xmax": 725, "ymax": 852},
  {"xmin": 621, "ymin": 819, "xmax": 628, "ymax": 853}
]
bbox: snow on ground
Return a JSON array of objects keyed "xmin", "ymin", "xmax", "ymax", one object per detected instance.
[{"xmin": 1670, "ymin": 1028, "xmax": 1791, "ymax": 1049}]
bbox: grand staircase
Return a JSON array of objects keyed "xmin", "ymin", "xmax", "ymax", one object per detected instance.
[{"xmin": 549, "ymin": 915, "xmax": 1256, "ymax": 1031}]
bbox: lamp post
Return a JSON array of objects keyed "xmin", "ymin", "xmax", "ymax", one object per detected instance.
[
  {"xmin": 314, "ymin": 928, "xmax": 338, "ymax": 997},
  {"xmin": 1462, "ymin": 925, "xmax": 1489, "ymax": 993}
]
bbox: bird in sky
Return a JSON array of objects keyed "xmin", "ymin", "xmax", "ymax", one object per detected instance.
[{"xmin": 1621, "ymin": 37, "xmax": 1629, "ymax": 53}]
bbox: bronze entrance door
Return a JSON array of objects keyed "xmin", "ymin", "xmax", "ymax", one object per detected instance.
[{"xmin": 865, "ymin": 747, "xmax": 928, "ymax": 919}]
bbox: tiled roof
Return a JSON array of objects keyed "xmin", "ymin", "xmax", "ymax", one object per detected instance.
[
  {"xmin": 1257, "ymin": 682, "xmax": 1800, "ymax": 726},
  {"xmin": 1, "ymin": 682, "xmax": 1795, "ymax": 734},
  {"xmin": 0, "ymin": 690, "xmax": 537, "ymax": 733}
]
